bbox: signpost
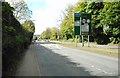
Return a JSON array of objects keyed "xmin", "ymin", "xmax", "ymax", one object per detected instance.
[
  {"xmin": 74, "ymin": 13, "xmax": 91, "ymax": 47},
  {"xmin": 81, "ymin": 14, "xmax": 91, "ymax": 35},
  {"xmin": 74, "ymin": 13, "xmax": 81, "ymax": 47},
  {"xmin": 74, "ymin": 13, "xmax": 81, "ymax": 35}
]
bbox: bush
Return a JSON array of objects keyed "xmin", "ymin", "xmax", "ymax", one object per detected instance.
[
  {"xmin": 2, "ymin": 2, "xmax": 35, "ymax": 76},
  {"xmin": 95, "ymin": 34, "xmax": 110, "ymax": 45},
  {"xmin": 67, "ymin": 38, "xmax": 75, "ymax": 42}
]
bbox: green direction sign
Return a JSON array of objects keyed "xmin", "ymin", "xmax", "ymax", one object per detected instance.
[
  {"xmin": 74, "ymin": 13, "xmax": 81, "ymax": 35},
  {"xmin": 74, "ymin": 13, "xmax": 92, "ymax": 35},
  {"xmin": 81, "ymin": 14, "xmax": 91, "ymax": 35}
]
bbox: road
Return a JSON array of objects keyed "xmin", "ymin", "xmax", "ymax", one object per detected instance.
[{"xmin": 15, "ymin": 41, "xmax": 118, "ymax": 76}]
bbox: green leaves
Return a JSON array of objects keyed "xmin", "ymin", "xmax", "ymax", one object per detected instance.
[
  {"xmin": 2, "ymin": 2, "xmax": 15, "ymax": 12},
  {"xmin": 3, "ymin": 26, "xmax": 16, "ymax": 33},
  {"xmin": 60, "ymin": 5, "xmax": 74, "ymax": 40},
  {"xmin": 40, "ymin": 27, "xmax": 60, "ymax": 40},
  {"xmin": 112, "ymin": 28, "xmax": 120, "ymax": 35},
  {"xmin": 59, "ymin": 1, "xmax": 120, "ymax": 44},
  {"xmin": 22, "ymin": 20, "xmax": 35, "ymax": 33},
  {"xmin": 2, "ymin": 2, "xmax": 35, "ymax": 75},
  {"xmin": 8, "ymin": 0, "xmax": 32, "ymax": 20}
]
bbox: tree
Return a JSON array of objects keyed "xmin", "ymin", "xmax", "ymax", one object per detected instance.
[
  {"xmin": 22, "ymin": 20, "xmax": 35, "ymax": 33},
  {"xmin": 45, "ymin": 28, "xmax": 51, "ymax": 39},
  {"xmin": 60, "ymin": 5, "xmax": 74, "ymax": 40},
  {"xmin": 2, "ymin": 2, "xmax": 35, "ymax": 75},
  {"xmin": 40, "ymin": 27, "xmax": 61, "ymax": 40},
  {"xmin": 22, "ymin": 20, "xmax": 35, "ymax": 42},
  {"xmin": 50, "ymin": 27, "xmax": 60, "ymax": 40},
  {"xmin": 60, "ymin": 0, "xmax": 120, "ymax": 44},
  {"xmin": 40, "ymin": 31, "xmax": 46, "ymax": 39},
  {"xmin": 32, "ymin": 36, "xmax": 37, "ymax": 41},
  {"xmin": 98, "ymin": 2, "xmax": 120, "ymax": 44},
  {"xmin": 6, "ymin": 0, "xmax": 32, "ymax": 21},
  {"xmin": 74, "ymin": 1, "xmax": 87, "ymax": 13},
  {"xmin": 84, "ymin": 2, "xmax": 108, "ymax": 44},
  {"xmin": 40, "ymin": 28, "xmax": 51, "ymax": 39}
]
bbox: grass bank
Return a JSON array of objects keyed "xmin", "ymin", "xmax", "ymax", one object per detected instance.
[{"xmin": 59, "ymin": 43, "xmax": 118, "ymax": 58}]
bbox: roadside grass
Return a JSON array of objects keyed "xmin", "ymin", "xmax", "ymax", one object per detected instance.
[
  {"xmin": 108, "ymin": 43, "xmax": 119, "ymax": 46},
  {"xmin": 59, "ymin": 43, "xmax": 118, "ymax": 58}
]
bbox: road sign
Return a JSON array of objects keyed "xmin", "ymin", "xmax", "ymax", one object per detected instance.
[
  {"xmin": 74, "ymin": 13, "xmax": 92, "ymax": 47},
  {"xmin": 74, "ymin": 13, "xmax": 91, "ymax": 35},
  {"xmin": 81, "ymin": 14, "xmax": 91, "ymax": 35},
  {"xmin": 74, "ymin": 13, "xmax": 81, "ymax": 35}
]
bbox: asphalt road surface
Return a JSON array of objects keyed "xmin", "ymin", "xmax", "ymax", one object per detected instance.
[{"xmin": 15, "ymin": 41, "xmax": 118, "ymax": 76}]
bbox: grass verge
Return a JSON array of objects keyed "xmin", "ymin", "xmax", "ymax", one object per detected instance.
[{"xmin": 59, "ymin": 43, "xmax": 118, "ymax": 58}]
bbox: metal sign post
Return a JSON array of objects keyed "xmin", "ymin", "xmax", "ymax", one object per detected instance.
[
  {"xmin": 75, "ymin": 35, "xmax": 77, "ymax": 47},
  {"xmin": 74, "ymin": 13, "xmax": 91, "ymax": 47},
  {"xmin": 82, "ymin": 35, "xmax": 84, "ymax": 47},
  {"xmin": 74, "ymin": 13, "xmax": 81, "ymax": 47},
  {"xmin": 74, "ymin": 13, "xmax": 81, "ymax": 35},
  {"xmin": 81, "ymin": 14, "xmax": 91, "ymax": 35},
  {"xmin": 88, "ymin": 35, "xmax": 90, "ymax": 47},
  {"xmin": 81, "ymin": 14, "xmax": 91, "ymax": 47}
]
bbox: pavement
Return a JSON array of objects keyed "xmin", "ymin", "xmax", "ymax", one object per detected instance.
[
  {"xmin": 15, "ymin": 41, "xmax": 119, "ymax": 76},
  {"xmin": 15, "ymin": 44, "xmax": 40, "ymax": 76}
]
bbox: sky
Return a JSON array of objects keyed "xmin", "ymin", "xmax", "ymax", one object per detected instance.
[
  {"xmin": 25, "ymin": 0, "xmax": 79, "ymax": 35},
  {"xmin": 5, "ymin": 0, "xmax": 79, "ymax": 35}
]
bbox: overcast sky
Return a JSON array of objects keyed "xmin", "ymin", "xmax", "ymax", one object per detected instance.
[{"xmin": 5, "ymin": 0, "xmax": 79, "ymax": 35}]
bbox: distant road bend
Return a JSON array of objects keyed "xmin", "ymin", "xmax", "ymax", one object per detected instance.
[{"xmin": 15, "ymin": 40, "xmax": 118, "ymax": 76}]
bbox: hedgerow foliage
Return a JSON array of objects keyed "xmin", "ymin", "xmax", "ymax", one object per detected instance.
[{"xmin": 2, "ymin": 2, "xmax": 35, "ymax": 75}]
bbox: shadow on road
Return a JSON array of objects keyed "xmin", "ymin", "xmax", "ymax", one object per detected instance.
[
  {"xmin": 33, "ymin": 43, "xmax": 92, "ymax": 76},
  {"xmin": 15, "ymin": 42, "xmax": 119, "ymax": 77}
]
